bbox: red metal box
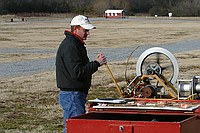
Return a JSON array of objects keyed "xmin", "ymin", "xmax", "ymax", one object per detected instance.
[{"xmin": 67, "ymin": 112, "xmax": 200, "ymax": 133}]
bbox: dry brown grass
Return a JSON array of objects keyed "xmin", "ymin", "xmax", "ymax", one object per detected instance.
[
  {"xmin": 0, "ymin": 15, "xmax": 200, "ymax": 132},
  {"xmin": 88, "ymin": 17, "xmax": 200, "ymax": 48}
]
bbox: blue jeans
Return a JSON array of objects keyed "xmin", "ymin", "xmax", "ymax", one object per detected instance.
[{"xmin": 59, "ymin": 91, "xmax": 87, "ymax": 133}]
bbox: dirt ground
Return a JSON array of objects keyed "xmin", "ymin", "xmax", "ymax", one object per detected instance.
[{"xmin": 0, "ymin": 15, "xmax": 200, "ymax": 132}]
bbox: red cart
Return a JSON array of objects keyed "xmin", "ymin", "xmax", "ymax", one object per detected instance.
[{"xmin": 67, "ymin": 99, "xmax": 200, "ymax": 133}]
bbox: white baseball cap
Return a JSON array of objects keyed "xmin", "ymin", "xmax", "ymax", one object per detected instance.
[{"xmin": 70, "ymin": 15, "xmax": 96, "ymax": 30}]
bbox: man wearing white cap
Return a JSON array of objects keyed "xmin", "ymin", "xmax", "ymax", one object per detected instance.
[{"xmin": 56, "ymin": 15, "xmax": 107, "ymax": 133}]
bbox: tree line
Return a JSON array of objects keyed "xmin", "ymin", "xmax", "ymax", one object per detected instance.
[{"xmin": 0, "ymin": 0, "xmax": 200, "ymax": 17}]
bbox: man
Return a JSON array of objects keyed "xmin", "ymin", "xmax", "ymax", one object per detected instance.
[{"xmin": 56, "ymin": 15, "xmax": 107, "ymax": 133}]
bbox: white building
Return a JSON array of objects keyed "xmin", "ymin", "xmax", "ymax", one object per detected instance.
[{"xmin": 105, "ymin": 9, "xmax": 125, "ymax": 19}]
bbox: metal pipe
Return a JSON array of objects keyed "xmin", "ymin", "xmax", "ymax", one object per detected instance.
[{"xmin": 104, "ymin": 64, "xmax": 124, "ymax": 97}]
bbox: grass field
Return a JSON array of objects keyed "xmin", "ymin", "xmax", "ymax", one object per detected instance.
[{"xmin": 0, "ymin": 15, "xmax": 200, "ymax": 132}]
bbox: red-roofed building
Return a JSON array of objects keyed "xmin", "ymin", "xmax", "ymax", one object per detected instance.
[{"xmin": 105, "ymin": 9, "xmax": 125, "ymax": 19}]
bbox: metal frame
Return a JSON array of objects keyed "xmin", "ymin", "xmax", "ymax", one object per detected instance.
[{"xmin": 126, "ymin": 74, "xmax": 177, "ymax": 98}]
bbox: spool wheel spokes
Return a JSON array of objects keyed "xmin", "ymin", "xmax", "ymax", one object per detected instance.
[{"xmin": 136, "ymin": 47, "xmax": 179, "ymax": 86}]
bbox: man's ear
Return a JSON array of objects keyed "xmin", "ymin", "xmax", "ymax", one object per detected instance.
[
  {"xmin": 72, "ymin": 26, "xmax": 76, "ymax": 32},
  {"xmin": 75, "ymin": 26, "xmax": 81, "ymax": 30},
  {"xmin": 73, "ymin": 26, "xmax": 79, "ymax": 33}
]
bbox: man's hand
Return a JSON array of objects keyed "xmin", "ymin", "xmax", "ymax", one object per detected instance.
[{"xmin": 95, "ymin": 54, "xmax": 107, "ymax": 66}]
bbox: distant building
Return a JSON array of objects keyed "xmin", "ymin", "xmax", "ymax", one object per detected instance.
[
  {"xmin": 105, "ymin": 9, "xmax": 125, "ymax": 19},
  {"xmin": 168, "ymin": 12, "xmax": 172, "ymax": 17}
]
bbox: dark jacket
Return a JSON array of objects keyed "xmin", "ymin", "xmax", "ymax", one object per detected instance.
[{"xmin": 56, "ymin": 30, "xmax": 100, "ymax": 94}]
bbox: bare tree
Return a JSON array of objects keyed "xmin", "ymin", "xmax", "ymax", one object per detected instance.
[
  {"xmin": 0, "ymin": 0, "xmax": 199, "ymax": 16},
  {"xmin": 92, "ymin": 0, "xmax": 110, "ymax": 16}
]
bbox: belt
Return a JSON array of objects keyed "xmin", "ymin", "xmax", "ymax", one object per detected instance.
[{"xmin": 60, "ymin": 88, "xmax": 85, "ymax": 92}]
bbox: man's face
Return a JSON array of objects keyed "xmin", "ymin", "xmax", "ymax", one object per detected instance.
[{"xmin": 74, "ymin": 26, "xmax": 90, "ymax": 40}]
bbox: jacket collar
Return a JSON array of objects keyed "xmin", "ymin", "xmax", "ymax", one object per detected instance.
[{"xmin": 64, "ymin": 30, "xmax": 86, "ymax": 45}]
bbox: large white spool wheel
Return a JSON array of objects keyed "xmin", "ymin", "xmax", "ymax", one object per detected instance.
[{"xmin": 136, "ymin": 47, "xmax": 179, "ymax": 85}]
